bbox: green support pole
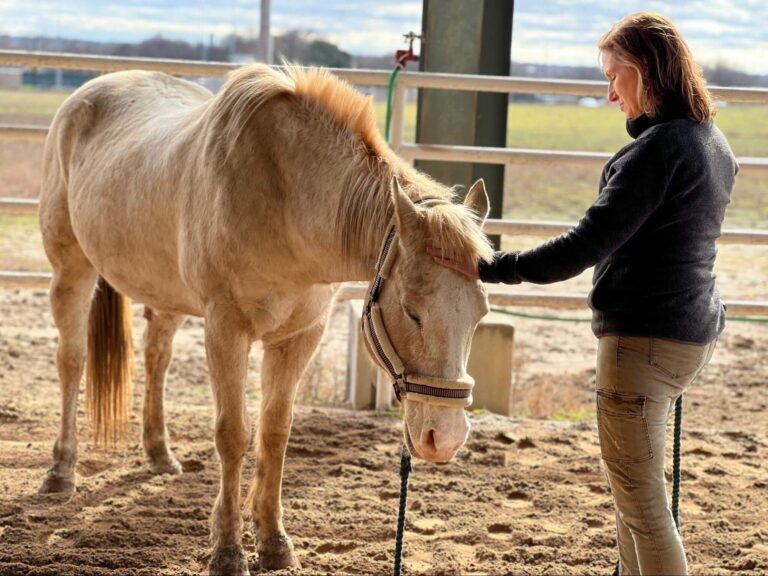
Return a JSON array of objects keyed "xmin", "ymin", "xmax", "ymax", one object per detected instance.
[{"xmin": 416, "ymin": 0, "xmax": 513, "ymax": 248}]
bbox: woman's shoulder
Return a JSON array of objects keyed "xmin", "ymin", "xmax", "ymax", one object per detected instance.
[
  {"xmin": 637, "ymin": 117, "xmax": 730, "ymax": 157},
  {"xmin": 636, "ymin": 118, "xmax": 736, "ymax": 176},
  {"xmin": 645, "ymin": 117, "xmax": 721, "ymax": 141},
  {"xmin": 605, "ymin": 118, "xmax": 718, "ymax": 176}
]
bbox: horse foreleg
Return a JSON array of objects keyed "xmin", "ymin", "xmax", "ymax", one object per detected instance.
[
  {"xmin": 247, "ymin": 320, "xmax": 326, "ymax": 571},
  {"xmin": 142, "ymin": 310, "xmax": 185, "ymax": 475},
  {"xmin": 205, "ymin": 305, "xmax": 253, "ymax": 576},
  {"xmin": 40, "ymin": 263, "xmax": 98, "ymax": 494}
]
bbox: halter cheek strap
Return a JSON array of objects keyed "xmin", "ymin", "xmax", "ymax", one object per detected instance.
[{"xmin": 361, "ymin": 212, "xmax": 475, "ymax": 408}]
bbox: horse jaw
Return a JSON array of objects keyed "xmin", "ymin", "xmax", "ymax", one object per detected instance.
[{"xmin": 402, "ymin": 401, "xmax": 471, "ymax": 463}]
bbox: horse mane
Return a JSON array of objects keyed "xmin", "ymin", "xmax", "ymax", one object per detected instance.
[{"xmin": 209, "ymin": 63, "xmax": 493, "ymax": 265}]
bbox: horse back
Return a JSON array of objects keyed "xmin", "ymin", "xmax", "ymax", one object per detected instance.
[{"xmin": 40, "ymin": 71, "xmax": 213, "ymax": 315}]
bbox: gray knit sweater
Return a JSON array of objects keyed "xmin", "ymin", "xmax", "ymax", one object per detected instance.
[{"xmin": 479, "ymin": 114, "xmax": 738, "ymax": 344}]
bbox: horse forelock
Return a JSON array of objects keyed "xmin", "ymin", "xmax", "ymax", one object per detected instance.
[{"xmin": 420, "ymin": 200, "xmax": 495, "ymax": 264}]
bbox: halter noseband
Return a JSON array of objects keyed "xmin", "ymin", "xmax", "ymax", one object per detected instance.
[{"xmin": 361, "ymin": 200, "xmax": 475, "ymax": 409}]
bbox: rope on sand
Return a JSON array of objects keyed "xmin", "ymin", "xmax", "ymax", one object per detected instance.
[{"xmin": 394, "ymin": 445, "xmax": 413, "ymax": 576}]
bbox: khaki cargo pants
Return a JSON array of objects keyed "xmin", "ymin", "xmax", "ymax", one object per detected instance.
[{"xmin": 596, "ymin": 335, "xmax": 716, "ymax": 576}]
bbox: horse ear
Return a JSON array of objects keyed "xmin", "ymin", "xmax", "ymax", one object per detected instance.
[
  {"xmin": 464, "ymin": 179, "xmax": 490, "ymax": 225},
  {"xmin": 391, "ymin": 176, "xmax": 418, "ymax": 234}
]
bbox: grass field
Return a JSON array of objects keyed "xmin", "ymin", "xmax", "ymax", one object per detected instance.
[
  {"xmin": 371, "ymin": 99, "xmax": 768, "ymax": 156},
  {"xmin": 3, "ymin": 88, "xmax": 766, "ymax": 154},
  {"xmin": 1, "ymin": 88, "xmax": 767, "ymax": 281},
  {"xmin": 0, "ymin": 88, "xmax": 70, "ymax": 119}
]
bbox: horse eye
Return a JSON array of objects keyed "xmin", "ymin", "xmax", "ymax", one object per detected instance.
[{"xmin": 403, "ymin": 305, "xmax": 422, "ymax": 327}]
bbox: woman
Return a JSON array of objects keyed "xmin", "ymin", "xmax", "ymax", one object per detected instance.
[{"xmin": 429, "ymin": 12, "xmax": 737, "ymax": 576}]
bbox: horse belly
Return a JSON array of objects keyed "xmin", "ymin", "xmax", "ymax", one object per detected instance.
[
  {"xmin": 70, "ymin": 189, "xmax": 204, "ymax": 316},
  {"xmin": 105, "ymin": 259, "xmax": 203, "ymax": 317}
]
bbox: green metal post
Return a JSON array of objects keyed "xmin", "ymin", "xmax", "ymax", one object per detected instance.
[{"xmin": 416, "ymin": 0, "xmax": 514, "ymax": 248}]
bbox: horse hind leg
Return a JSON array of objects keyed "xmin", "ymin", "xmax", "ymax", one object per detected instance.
[
  {"xmin": 39, "ymin": 251, "xmax": 98, "ymax": 494},
  {"xmin": 142, "ymin": 308, "xmax": 185, "ymax": 475}
]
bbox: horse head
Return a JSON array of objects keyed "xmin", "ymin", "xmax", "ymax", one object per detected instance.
[{"xmin": 363, "ymin": 177, "xmax": 492, "ymax": 463}]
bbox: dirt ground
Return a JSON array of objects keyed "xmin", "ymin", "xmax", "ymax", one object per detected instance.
[{"xmin": 0, "ymin": 287, "xmax": 766, "ymax": 576}]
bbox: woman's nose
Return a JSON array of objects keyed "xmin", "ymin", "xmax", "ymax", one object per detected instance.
[{"xmin": 607, "ymin": 87, "xmax": 619, "ymax": 103}]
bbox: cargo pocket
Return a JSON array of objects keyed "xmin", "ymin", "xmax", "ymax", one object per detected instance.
[{"xmin": 596, "ymin": 390, "xmax": 652, "ymax": 464}]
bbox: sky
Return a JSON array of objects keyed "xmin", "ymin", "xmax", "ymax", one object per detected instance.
[{"xmin": 1, "ymin": 0, "xmax": 767, "ymax": 74}]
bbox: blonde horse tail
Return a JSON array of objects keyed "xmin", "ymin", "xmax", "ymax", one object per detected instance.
[{"xmin": 86, "ymin": 277, "xmax": 134, "ymax": 446}]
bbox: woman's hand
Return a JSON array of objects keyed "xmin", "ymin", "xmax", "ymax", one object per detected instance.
[{"xmin": 426, "ymin": 245, "xmax": 480, "ymax": 280}]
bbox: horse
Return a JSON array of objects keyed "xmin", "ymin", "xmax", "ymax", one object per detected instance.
[{"xmin": 37, "ymin": 63, "xmax": 494, "ymax": 574}]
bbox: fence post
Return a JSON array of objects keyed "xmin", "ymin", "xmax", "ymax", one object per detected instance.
[{"xmin": 389, "ymin": 81, "xmax": 406, "ymax": 154}]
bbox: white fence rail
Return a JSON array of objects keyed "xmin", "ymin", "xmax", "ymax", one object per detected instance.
[
  {"xmin": 1, "ymin": 50, "xmax": 767, "ymax": 315},
  {"xmin": 2, "ymin": 272, "xmax": 766, "ymax": 317},
  {"xmin": 3, "ymin": 50, "xmax": 768, "ymax": 102},
  {"xmin": 4, "ymin": 197, "xmax": 768, "ymax": 246},
  {"xmin": 4, "ymin": 125, "xmax": 767, "ymax": 176}
]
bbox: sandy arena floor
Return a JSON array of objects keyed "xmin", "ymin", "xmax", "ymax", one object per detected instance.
[{"xmin": 1, "ymin": 288, "xmax": 766, "ymax": 575}]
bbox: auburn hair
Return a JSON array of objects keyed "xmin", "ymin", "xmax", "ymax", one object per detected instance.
[{"xmin": 598, "ymin": 12, "xmax": 716, "ymax": 123}]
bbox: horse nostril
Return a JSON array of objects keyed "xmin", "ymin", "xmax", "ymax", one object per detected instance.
[{"xmin": 424, "ymin": 429, "xmax": 437, "ymax": 453}]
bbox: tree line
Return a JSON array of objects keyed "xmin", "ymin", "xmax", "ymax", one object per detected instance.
[{"xmin": 0, "ymin": 32, "xmax": 353, "ymax": 69}]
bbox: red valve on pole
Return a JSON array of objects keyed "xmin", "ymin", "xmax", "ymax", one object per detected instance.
[{"xmin": 394, "ymin": 32, "xmax": 421, "ymax": 68}]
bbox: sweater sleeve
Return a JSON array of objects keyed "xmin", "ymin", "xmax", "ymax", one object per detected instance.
[
  {"xmin": 480, "ymin": 136, "xmax": 670, "ymax": 285},
  {"xmin": 479, "ymin": 251, "xmax": 521, "ymax": 284}
]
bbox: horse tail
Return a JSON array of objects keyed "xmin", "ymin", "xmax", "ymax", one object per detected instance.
[{"xmin": 86, "ymin": 276, "xmax": 134, "ymax": 446}]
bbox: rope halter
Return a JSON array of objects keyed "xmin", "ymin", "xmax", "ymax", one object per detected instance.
[{"xmin": 361, "ymin": 211, "xmax": 475, "ymax": 409}]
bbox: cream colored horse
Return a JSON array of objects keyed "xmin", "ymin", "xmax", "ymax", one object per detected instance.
[{"xmin": 38, "ymin": 63, "xmax": 493, "ymax": 574}]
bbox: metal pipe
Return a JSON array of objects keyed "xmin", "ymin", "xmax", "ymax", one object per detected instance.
[
  {"xmin": 3, "ymin": 272, "xmax": 766, "ymax": 317},
  {"xmin": 3, "ymin": 199, "xmax": 768, "ymax": 245},
  {"xmin": 0, "ymin": 49, "xmax": 390, "ymax": 85},
  {"xmin": 389, "ymin": 82, "xmax": 407, "ymax": 153},
  {"xmin": 397, "ymin": 143, "xmax": 768, "ymax": 175},
  {"xmin": 0, "ymin": 125, "xmax": 47, "ymax": 141},
  {"xmin": 0, "ymin": 198, "xmax": 39, "ymax": 216},
  {"xmin": 4, "ymin": 50, "xmax": 768, "ymax": 103},
  {"xmin": 3, "ymin": 125, "xmax": 765, "ymax": 177}
]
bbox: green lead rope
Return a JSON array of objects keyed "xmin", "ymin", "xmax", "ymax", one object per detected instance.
[
  {"xmin": 671, "ymin": 394, "xmax": 683, "ymax": 529},
  {"xmin": 388, "ymin": 63, "xmax": 412, "ymax": 576},
  {"xmin": 385, "ymin": 66, "xmax": 402, "ymax": 143},
  {"xmin": 394, "ymin": 445, "xmax": 413, "ymax": 576}
]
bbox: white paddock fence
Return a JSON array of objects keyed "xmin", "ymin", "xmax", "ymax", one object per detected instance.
[{"xmin": 1, "ymin": 49, "xmax": 768, "ymax": 316}]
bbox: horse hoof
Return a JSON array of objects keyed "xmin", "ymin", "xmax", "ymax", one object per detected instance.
[
  {"xmin": 148, "ymin": 454, "xmax": 183, "ymax": 476},
  {"xmin": 258, "ymin": 533, "xmax": 300, "ymax": 571},
  {"xmin": 208, "ymin": 544, "xmax": 250, "ymax": 576},
  {"xmin": 38, "ymin": 471, "xmax": 75, "ymax": 494}
]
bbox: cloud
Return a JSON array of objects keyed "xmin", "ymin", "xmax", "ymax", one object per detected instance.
[
  {"xmin": 0, "ymin": 0, "xmax": 766, "ymax": 74},
  {"xmin": 55, "ymin": 13, "xmax": 233, "ymax": 38},
  {"xmin": 511, "ymin": 0, "xmax": 768, "ymax": 73}
]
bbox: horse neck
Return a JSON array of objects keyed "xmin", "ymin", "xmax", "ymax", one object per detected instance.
[
  {"xmin": 333, "ymin": 154, "xmax": 398, "ymax": 281},
  {"xmin": 215, "ymin": 99, "xmax": 399, "ymax": 285},
  {"xmin": 279, "ymin": 136, "xmax": 397, "ymax": 284}
]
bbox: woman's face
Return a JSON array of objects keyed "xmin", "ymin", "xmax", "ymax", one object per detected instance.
[{"xmin": 602, "ymin": 50, "xmax": 642, "ymax": 118}]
